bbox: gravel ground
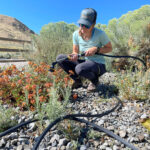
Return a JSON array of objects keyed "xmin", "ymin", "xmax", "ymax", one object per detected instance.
[
  {"xmin": 0, "ymin": 65, "xmax": 150, "ymax": 150},
  {"xmin": 1, "ymin": 87, "xmax": 150, "ymax": 150},
  {"xmin": 0, "ymin": 62, "xmax": 29, "ymax": 70}
]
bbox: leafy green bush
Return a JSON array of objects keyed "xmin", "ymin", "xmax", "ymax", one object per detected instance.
[
  {"xmin": 58, "ymin": 120, "xmax": 81, "ymax": 141},
  {"xmin": 106, "ymin": 5, "xmax": 150, "ymax": 55},
  {"xmin": 0, "ymin": 103, "xmax": 17, "ymax": 132},
  {"xmin": 34, "ymin": 81, "xmax": 71, "ymax": 123},
  {"xmin": 103, "ymin": 5, "xmax": 150, "ymax": 71},
  {"xmin": 25, "ymin": 22, "xmax": 78, "ymax": 64},
  {"xmin": 114, "ymin": 68, "xmax": 150, "ymax": 101}
]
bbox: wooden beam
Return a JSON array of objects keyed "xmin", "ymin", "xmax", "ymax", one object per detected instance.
[
  {"xmin": 0, "ymin": 59, "xmax": 27, "ymax": 62},
  {"xmin": 0, "ymin": 48, "xmax": 33, "ymax": 52},
  {"xmin": 0, "ymin": 37, "xmax": 32, "ymax": 43}
]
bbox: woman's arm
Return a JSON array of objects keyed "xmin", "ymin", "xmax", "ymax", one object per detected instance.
[
  {"xmin": 69, "ymin": 44, "xmax": 79, "ymax": 61},
  {"xmin": 85, "ymin": 42, "xmax": 112, "ymax": 56},
  {"xmin": 73, "ymin": 44, "xmax": 79, "ymax": 54},
  {"xmin": 98, "ymin": 42, "xmax": 112, "ymax": 54}
]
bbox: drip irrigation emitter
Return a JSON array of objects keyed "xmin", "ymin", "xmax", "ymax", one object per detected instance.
[{"xmin": 0, "ymin": 52, "xmax": 146, "ymax": 150}]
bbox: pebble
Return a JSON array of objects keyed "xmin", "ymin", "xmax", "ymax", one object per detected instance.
[
  {"xmin": 0, "ymin": 62, "xmax": 29, "ymax": 70},
  {"xmin": 80, "ymin": 145, "xmax": 87, "ymax": 150},
  {"xmin": 98, "ymin": 119, "xmax": 105, "ymax": 126},
  {"xmin": 140, "ymin": 113, "xmax": 148, "ymax": 119},
  {"xmin": 119, "ymin": 130, "xmax": 127, "ymax": 138},
  {"xmin": 0, "ymin": 139, "xmax": 6, "ymax": 147}
]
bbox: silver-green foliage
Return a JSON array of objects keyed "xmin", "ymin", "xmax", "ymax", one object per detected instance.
[
  {"xmin": 105, "ymin": 5, "xmax": 150, "ymax": 55},
  {"xmin": 0, "ymin": 103, "xmax": 17, "ymax": 132},
  {"xmin": 114, "ymin": 68, "xmax": 150, "ymax": 101},
  {"xmin": 34, "ymin": 77, "xmax": 71, "ymax": 123},
  {"xmin": 31, "ymin": 22, "xmax": 78, "ymax": 64}
]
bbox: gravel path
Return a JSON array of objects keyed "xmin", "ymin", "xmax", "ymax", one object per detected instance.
[
  {"xmin": 0, "ymin": 72, "xmax": 150, "ymax": 150},
  {"xmin": 0, "ymin": 62, "xmax": 29, "ymax": 70}
]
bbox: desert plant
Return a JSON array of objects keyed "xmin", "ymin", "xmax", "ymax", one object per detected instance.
[
  {"xmin": 24, "ymin": 22, "xmax": 78, "ymax": 64},
  {"xmin": 114, "ymin": 66, "xmax": 150, "ymax": 101},
  {"xmin": 0, "ymin": 61, "xmax": 73, "ymax": 111},
  {"xmin": 0, "ymin": 103, "xmax": 17, "ymax": 132},
  {"xmin": 58, "ymin": 120, "xmax": 81, "ymax": 141},
  {"xmin": 87, "ymin": 129, "xmax": 103, "ymax": 140},
  {"xmin": 36, "ymin": 79, "xmax": 71, "ymax": 122},
  {"xmin": 103, "ymin": 5, "xmax": 150, "ymax": 71},
  {"xmin": 106, "ymin": 5, "xmax": 150, "ymax": 55}
]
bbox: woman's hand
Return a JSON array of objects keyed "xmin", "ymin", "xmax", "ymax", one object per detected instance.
[
  {"xmin": 69, "ymin": 53, "xmax": 78, "ymax": 61},
  {"xmin": 85, "ymin": 47, "xmax": 97, "ymax": 56}
]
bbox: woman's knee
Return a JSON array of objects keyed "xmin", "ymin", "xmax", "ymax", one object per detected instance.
[
  {"xmin": 56, "ymin": 54, "xmax": 67, "ymax": 62},
  {"xmin": 75, "ymin": 65, "xmax": 85, "ymax": 75}
]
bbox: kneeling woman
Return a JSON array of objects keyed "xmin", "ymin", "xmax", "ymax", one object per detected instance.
[{"xmin": 56, "ymin": 8, "xmax": 112, "ymax": 92}]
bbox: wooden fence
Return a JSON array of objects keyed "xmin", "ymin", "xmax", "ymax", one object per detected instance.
[{"xmin": 0, "ymin": 37, "xmax": 33, "ymax": 59}]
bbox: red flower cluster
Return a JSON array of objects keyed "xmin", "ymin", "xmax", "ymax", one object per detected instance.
[{"xmin": 0, "ymin": 62, "xmax": 73, "ymax": 111}]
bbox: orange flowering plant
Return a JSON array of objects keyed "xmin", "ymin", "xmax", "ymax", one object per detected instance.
[{"xmin": 0, "ymin": 61, "xmax": 73, "ymax": 111}]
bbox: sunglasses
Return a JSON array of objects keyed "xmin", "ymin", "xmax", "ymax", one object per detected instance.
[{"xmin": 79, "ymin": 24, "xmax": 90, "ymax": 29}]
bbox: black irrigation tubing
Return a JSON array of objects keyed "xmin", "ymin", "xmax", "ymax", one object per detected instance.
[
  {"xmin": 50, "ymin": 52, "xmax": 147, "ymax": 72},
  {"xmin": 0, "ymin": 119, "xmax": 38, "ymax": 138},
  {"xmin": 32, "ymin": 97, "xmax": 138, "ymax": 150},
  {"xmin": 72, "ymin": 117, "xmax": 138, "ymax": 150},
  {"xmin": 98, "ymin": 53, "xmax": 147, "ymax": 70},
  {"xmin": 0, "ymin": 96, "xmax": 124, "ymax": 148},
  {"xmin": 32, "ymin": 97, "xmax": 137, "ymax": 150},
  {"xmin": 0, "ymin": 95, "xmax": 121, "ymax": 138}
]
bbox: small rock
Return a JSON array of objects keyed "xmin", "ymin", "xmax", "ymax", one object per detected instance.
[
  {"xmin": 9, "ymin": 132, "xmax": 18, "ymax": 139},
  {"xmin": 18, "ymin": 116, "xmax": 26, "ymax": 124},
  {"xmin": 138, "ymin": 134, "xmax": 145, "ymax": 142},
  {"xmin": 11, "ymin": 139, "xmax": 18, "ymax": 146},
  {"xmin": 28, "ymin": 122, "xmax": 37, "ymax": 132},
  {"xmin": 113, "ymin": 145, "xmax": 119, "ymax": 150},
  {"xmin": 144, "ymin": 133, "xmax": 149, "ymax": 138},
  {"xmin": 50, "ymin": 147, "xmax": 57, "ymax": 150},
  {"xmin": 107, "ymin": 126, "xmax": 115, "ymax": 131},
  {"xmin": 11, "ymin": 116, "xmax": 15, "ymax": 120},
  {"xmin": 51, "ymin": 140, "xmax": 57, "ymax": 147},
  {"xmin": 112, "ymin": 112, "xmax": 118, "ymax": 116},
  {"xmin": 103, "ymin": 142, "xmax": 109, "ymax": 146},
  {"xmin": 106, "ymin": 147, "xmax": 112, "ymax": 150},
  {"xmin": 99, "ymin": 145, "xmax": 106, "ymax": 150},
  {"xmin": 24, "ymin": 144, "xmax": 31, "ymax": 150},
  {"xmin": 127, "ymin": 127, "xmax": 133, "ymax": 134},
  {"xmin": 0, "ymin": 139, "xmax": 6, "ymax": 147},
  {"xmin": 50, "ymin": 134, "xmax": 60, "ymax": 143},
  {"xmin": 17, "ymin": 145, "xmax": 24, "ymax": 150},
  {"xmin": 98, "ymin": 119, "xmax": 105, "ymax": 125},
  {"xmin": 66, "ymin": 142, "xmax": 73, "ymax": 150},
  {"xmin": 5, "ymin": 142, "xmax": 10, "ymax": 148},
  {"xmin": 119, "ymin": 130, "xmax": 126, "ymax": 138},
  {"xmin": 141, "ymin": 113, "xmax": 147, "ymax": 119},
  {"xmin": 80, "ymin": 145, "xmax": 87, "ymax": 150},
  {"xmin": 93, "ymin": 141, "xmax": 99, "ymax": 147},
  {"xmin": 58, "ymin": 138, "xmax": 68, "ymax": 147}
]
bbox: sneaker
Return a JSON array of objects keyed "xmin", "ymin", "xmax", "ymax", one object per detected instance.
[
  {"xmin": 87, "ymin": 82, "xmax": 99, "ymax": 92},
  {"xmin": 72, "ymin": 79, "xmax": 82, "ymax": 89}
]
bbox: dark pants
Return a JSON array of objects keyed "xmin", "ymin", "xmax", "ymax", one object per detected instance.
[{"xmin": 56, "ymin": 54, "xmax": 106, "ymax": 85}]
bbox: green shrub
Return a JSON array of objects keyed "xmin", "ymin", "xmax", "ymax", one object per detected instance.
[
  {"xmin": 0, "ymin": 103, "xmax": 17, "ymax": 132},
  {"xmin": 114, "ymin": 68, "xmax": 150, "ymax": 101},
  {"xmin": 24, "ymin": 22, "xmax": 77, "ymax": 65}
]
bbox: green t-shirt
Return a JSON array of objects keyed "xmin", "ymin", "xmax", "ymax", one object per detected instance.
[{"xmin": 73, "ymin": 28, "xmax": 110, "ymax": 64}]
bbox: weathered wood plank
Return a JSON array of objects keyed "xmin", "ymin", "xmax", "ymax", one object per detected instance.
[
  {"xmin": 0, "ymin": 48, "xmax": 32, "ymax": 52},
  {"xmin": 0, "ymin": 59, "xmax": 27, "ymax": 62},
  {"xmin": 0, "ymin": 37, "xmax": 31, "ymax": 43}
]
